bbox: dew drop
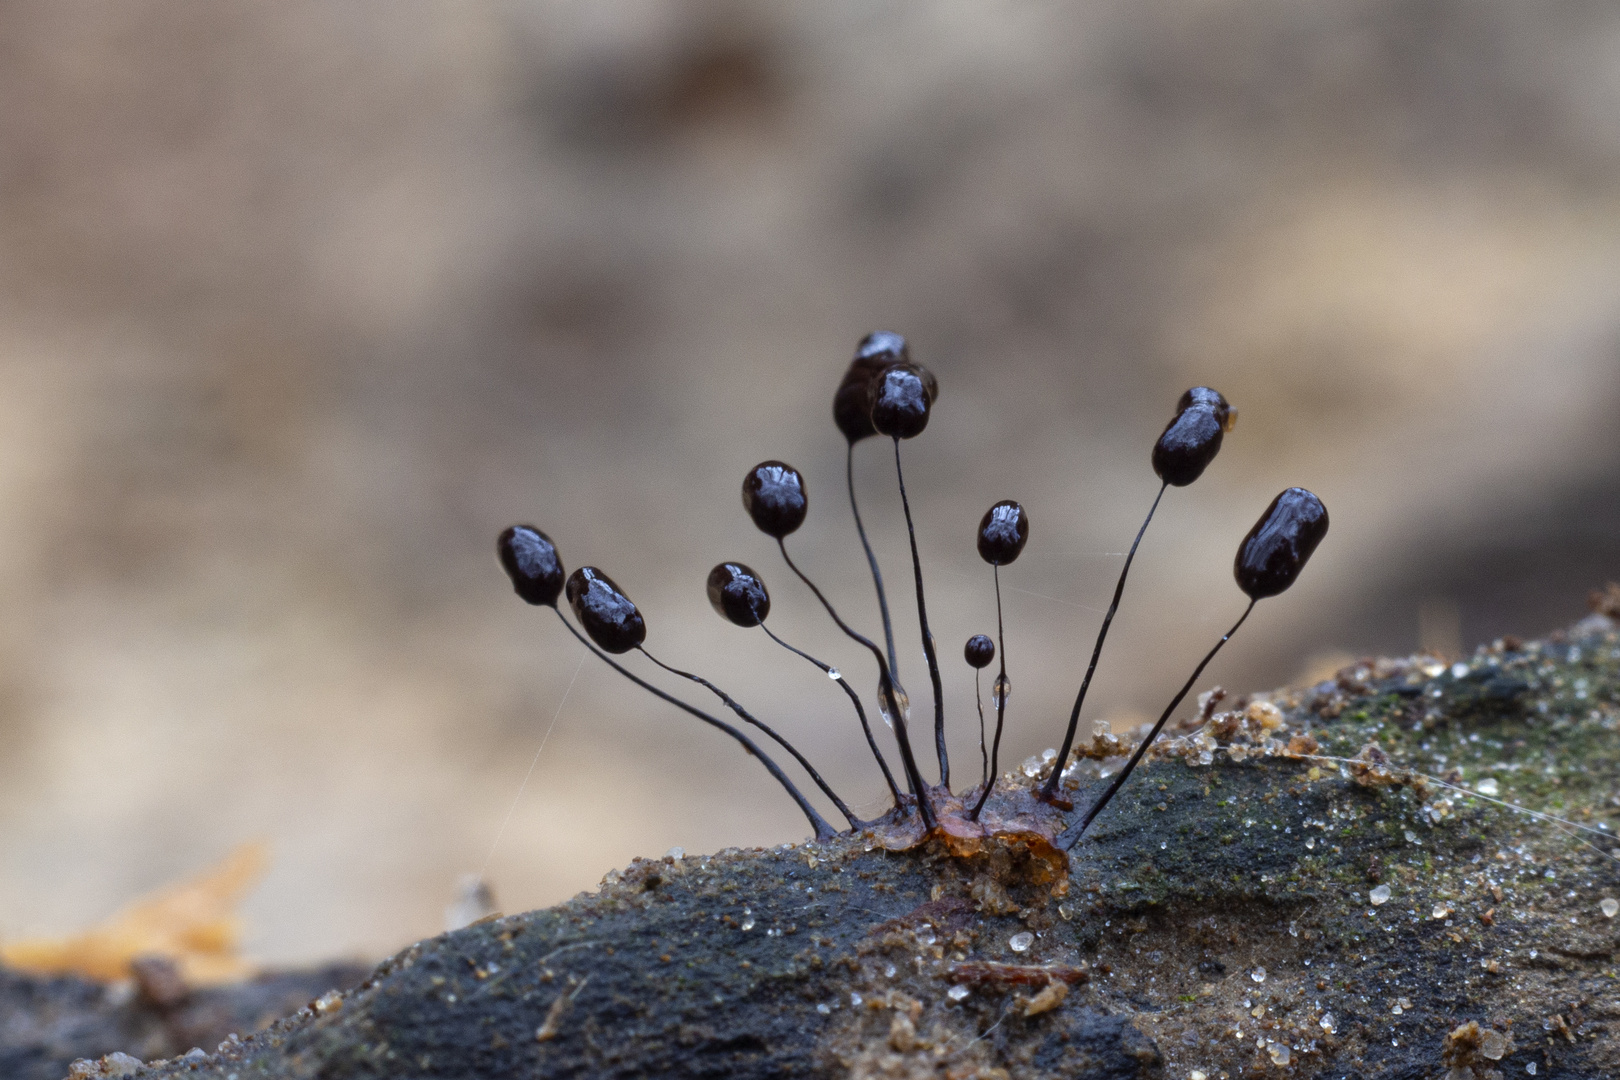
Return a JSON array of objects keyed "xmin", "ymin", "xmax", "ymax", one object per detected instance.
[
  {"xmin": 826, "ymin": 667, "xmax": 840, "ymax": 680},
  {"xmin": 947, "ymin": 985, "xmax": 970, "ymax": 1002},
  {"xmin": 816, "ymin": 1003, "xmax": 831, "ymax": 1015},
  {"xmin": 992, "ymin": 674, "xmax": 1012, "ymax": 709},
  {"xmin": 1476, "ymin": 777, "xmax": 1500, "ymax": 797},
  {"xmin": 877, "ymin": 685, "xmax": 910, "ymax": 730},
  {"xmin": 1602, "ymin": 898, "xmax": 1618, "ymax": 918},
  {"xmin": 740, "ymin": 909, "xmax": 755, "ymax": 931},
  {"xmin": 1009, "ymin": 931, "xmax": 1034, "ymax": 953},
  {"xmin": 1250, "ymin": 966, "xmax": 1266, "ymax": 983},
  {"xmin": 1369, "ymin": 885, "xmax": 1391, "ymax": 906}
]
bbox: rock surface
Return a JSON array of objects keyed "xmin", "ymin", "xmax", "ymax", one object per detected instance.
[{"xmin": 50, "ymin": 616, "xmax": 1620, "ymax": 1078}]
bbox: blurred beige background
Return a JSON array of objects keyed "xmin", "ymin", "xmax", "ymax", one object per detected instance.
[{"xmin": 0, "ymin": 1, "xmax": 1617, "ymax": 965}]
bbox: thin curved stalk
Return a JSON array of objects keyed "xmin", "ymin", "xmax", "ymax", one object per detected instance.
[
  {"xmin": 892, "ymin": 438, "xmax": 948, "ymax": 789},
  {"xmin": 636, "ymin": 646, "xmax": 862, "ymax": 829},
  {"xmin": 1063, "ymin": 599, "xmax": 1256, "ymax": 847},
  {"xmin": 1042, "ymin": 482, "xmax": 1168, "ymax": 803},
  {"xmin": 848, "ymin": 443, "xmax": 900, "ymax": 682},
  {"xmin": 551, "ymin": 609, "xmax": 837, "ymax": 841},
  {"xmin": 759, "ymin": 622, "xmax": 903, "ymax": 808},
  {"xmin": 777, "ymin": 539, "xmax": 938, "ymax": 831}
]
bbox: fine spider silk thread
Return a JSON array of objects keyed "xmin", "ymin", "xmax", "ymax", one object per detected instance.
[{"xmin": 481, "ymin": 649, "xmax": 586, "ymax": 880}]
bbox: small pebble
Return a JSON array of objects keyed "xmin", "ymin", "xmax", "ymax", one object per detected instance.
[
  {"xmin": 1601, "ymin": 898, "xmax": 1618, "ymax": 919},
  {"xmin": 947, "ymin": 985, "xmax": 970, "ymax": 1002},
  {"xmin": 1320, "ymin": 1012, "xmax": 1336, "ymax": 1033},
  {"xmin": 1250, "ymin": 966, "xmax": 1266, "ymax": 983},
  {"xmin": 1370, "ymin": 885, "xmax": 1392, "ymax": 906},
  {"xmin": 1267, "ymin": 1042, "xmax": 1291, "ymax": 1066},
  {"xmin": 1009, "ymin": 931, "xmax": 1034, "ymax": 953},
  {"xmin": 1475, "ymin": 777, "xmax": 1500, "ymax": 797}
]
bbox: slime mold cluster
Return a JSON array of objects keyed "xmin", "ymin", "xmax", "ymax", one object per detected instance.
[{"xmin": 497, "ymin": 333, "xmax": 1328, "ymax": 862}]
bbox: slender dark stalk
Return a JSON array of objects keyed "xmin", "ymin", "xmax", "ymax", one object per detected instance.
[
  {"xmin": 552, "ymin": 609, "xmax": 837, "ymax": 841},
  {"xmin": 1063, "ymin": 599, "xmax": 1256, "ymax": 847},
  {"xmin": 975, "ymin": 669, "xmax": 988, "ymax": 786},
  {"xmin": 848, "ymin": 443, "xmax": 900, "ymax": 682},
  {"xmin": 892, "ymin": 438, "xmax": 948, "ymax": 789},
  {"xmin": 1041, "ymin": 482, "xmax": 1169, "ymax": 803},
  {"xmin": 759, "ymin": 621, "xmax": 904, "ymax": 807},
  {"xmin": 969, "ymin": 566, "xmax": 1008, "ymax": 820},
  {"xmin": 636, "ymin": 646, "xmax": 862, "ymax": 829},
  {"xmin": 777, "ymin": 538, "xmax": 938, "ymax": 830}
]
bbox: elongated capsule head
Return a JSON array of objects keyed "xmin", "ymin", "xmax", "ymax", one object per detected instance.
[
  {"xmin": 706, "ymin": 562, "xmax": 771, "ymax": 627},
  {"xmin": 869, "ymin": 363, "xmax": 934, "ymax": 440},
  {"xmin": 497, "ymin": 525, "xmax": 564, "ymax": 607},
  {"xmin": 565, "ymin": 566, "xmax": 647, "ymax": 653},
  {"xmin": 1235, "ymin": 487, "xmax": 1329, "ymax": 599},
  {"xmin": 964, "ymin": 633, "xmax": 995, "ymax": 669},
  {"xmin": 741, "ymin": 461, "xmax": 808, "ymax": 539},
  {"xmin": 833, "ymin": 332, "xmax": 909, "ymax": 443},
  {"xmin": 976, "ymin": 499, "xmax": 1030, "ymax": 565},
  {"xmin": 1152, "ymin": 386, "xmax": 1235, "ymax": 487}
]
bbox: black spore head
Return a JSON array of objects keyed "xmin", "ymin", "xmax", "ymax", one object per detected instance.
[
  {"xmin": 565, "ymin": 566, "xmax": 647, "ymax": 653},
  {"xmin": 964, "ymin": 633, "xmax": 996, "ymax": 669},
  {"xmin": 1152, "ymin": 385, "xmax": 1236, "ymax": 487},
  {"xmin": 707, "ymin": 561, "xmax": 771, "ymax": 627},
  {"xmin": 869, "ymin": 363, "xmax": 935, "ymax": 440},
  {"xmin": 976, "ymin": 499, "xmax": 1030, "ymax": 565},
  {"xmin": 741, "ymin": 461, "xmax": 808, "ymax": 538},
  {"xmin": 498, "ymin": 524, "xmax": 564, "ymax": 607},
  {"xmin": 833, "ymin": 332, "xmax": 910, "ymax": 443},
  {"xmin": 1234, "ymin": 487, "xmax": 1329, "ymax": 600}
]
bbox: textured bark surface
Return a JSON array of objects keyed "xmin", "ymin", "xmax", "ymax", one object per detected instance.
[{"xmin": 44, "ymin": 615, "xmax": 1620, "ymax": 1078}]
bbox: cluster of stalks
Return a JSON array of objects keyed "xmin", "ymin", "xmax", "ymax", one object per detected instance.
[{"xmin": 499, "ymin": 333, "xmax": 1327, "ymax": 847}]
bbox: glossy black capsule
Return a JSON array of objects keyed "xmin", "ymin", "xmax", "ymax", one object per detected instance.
[
  {"xmin": 1234, "ymin": 487, "xmax": 1329, "ymax": 600},
  {"xmin": 498, "ymin": 525, "xmax": 565, "ymax": 607},
  {"xmin": 741, "ymin": 461, "xmax": 808, "ymax": 539},
  {"xmin": 565, "ymin": 566, "xmax": 647, "ymax": 653},
  {"xmin": 833, "ymin": 332, "xmax": 910, "ymax": 443},
  {"xmin": 1152, "ymin": 386, "xmax": 1235, "ymax": 487},
  {"xmin": 869, "ymin": 364, "xmax": 934, "ymax": 440},
  {"xmin": 964, "ymin": 633, "xmax": 995, "ymax": 669},
  {"xmin": 706, "ymin": 562, "xmax": 771, "ymax": 628},
  {"xmin": 976, "ymin": 500, "xmax": 1030, "ymax": 565}
]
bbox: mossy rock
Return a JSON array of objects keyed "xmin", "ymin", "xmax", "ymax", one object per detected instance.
[{"xmin": 110, "ymin": 616, "xmax": 1620, "ymax": 1079}]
